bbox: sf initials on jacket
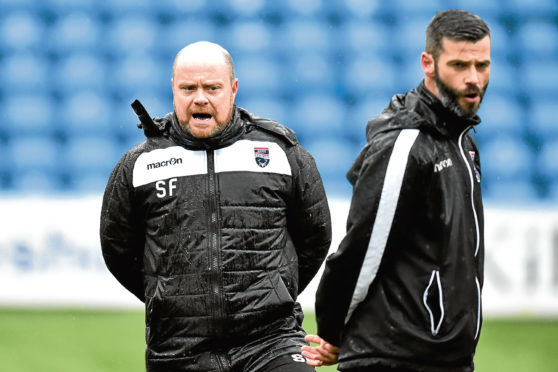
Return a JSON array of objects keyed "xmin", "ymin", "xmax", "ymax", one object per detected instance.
[{"xmin": 100, "ymin": 105, "xmax": 332, "ymax": 371}]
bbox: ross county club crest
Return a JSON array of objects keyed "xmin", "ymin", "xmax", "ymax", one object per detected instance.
[
  {"xmin": 254, "ymin": 147, "xmax": 270, "ymax": 168},
  {"xmin": 469, "ymin": 151, "xmax": 481, "ymax": 183}
]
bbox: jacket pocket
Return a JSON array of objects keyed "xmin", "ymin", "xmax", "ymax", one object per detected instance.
[
  {"xmin": 474, "ymin": 276, "xmax": 482, "ymax": 340},
  {"xmin": 422, "ymin": 269, "xmax": 445, "ymax": 336},
  {"xmin": 145, "ymin": 278, "xmax": 164, "ymax": 345},
  {"xmin": 268, "ymin": 271, "xmax": 294, "ymax": 305}
]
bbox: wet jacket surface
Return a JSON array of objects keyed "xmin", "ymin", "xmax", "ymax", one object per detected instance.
[
  {"xmin": 100, "ymin": 106, "xmax": 331, "ymax": 371},
  {"xmin": 315, "ymin": 82, "xmax": 484, "ymax": 372}
]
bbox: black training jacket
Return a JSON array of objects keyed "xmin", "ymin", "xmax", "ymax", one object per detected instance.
[
  {"xmin": 100, "ymin": 105, "xmax": 331, "ymax": 371},
  {"xmin": 315, "ymin": 82, "xmax": 484, "ymax": 372}
]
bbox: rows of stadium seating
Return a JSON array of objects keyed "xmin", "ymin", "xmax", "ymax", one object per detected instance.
[{"xmin": 1, "ymin": 0, "xmax": 557, "ymax": 203}]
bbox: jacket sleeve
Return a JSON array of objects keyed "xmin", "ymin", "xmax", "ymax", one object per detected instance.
[
  {"xmin": 315, "ymin": 129, "xmax": 419, "ymax": 346},
  {"xmin": 99, "ymin": 152, "xmax": 146, "ymax": 302},
  {"xmin": 287, "ymin": 144, "xmax": 332, "ymax": 294}
]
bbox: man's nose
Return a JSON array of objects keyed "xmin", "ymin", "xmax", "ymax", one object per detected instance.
[
  {"xmin": 193, "ymin": 90, "xmax": 208, "ymax": 104},
  {"xmin": 465, "ymin": 66, "xmax": 480, "ymax": 86}
]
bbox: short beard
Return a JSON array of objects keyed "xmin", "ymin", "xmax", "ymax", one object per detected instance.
[
  {"xmin": 434, "ymin": 64, "xmax": 487, "ymax": 119},
  {"xmin": 182, "ymin": 121, "xmax": 226, "ymax": 138},
  {"xmin": 174, "ymin": 102, "xmax": 234, "ymax": 139}
]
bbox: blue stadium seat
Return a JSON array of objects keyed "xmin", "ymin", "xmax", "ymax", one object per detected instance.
[
  {"xmin": 8, "ymin": 136, "xmax": 61, "ymax": 174},
  {"xmin": 400, "ymin": 62, "xmax": 423, "ymax": 92},
  {"xmin": 487, "ymin": 56, "xmax": 518, "ymax": 95},
  {"xmin": 546, "ymin": 180, "xmax": 558, "ymax": 202},
  {"xmin": 277, "ymin": 19, "xmax": 332, "ymax": 54},
  {"xmin": 0, "ymin": 52, "xmax": 49, "ymax": 93},
  {"xmin": 42, "ymin": 0, "xmax": 98, "ymax": 16},
  {"xmin": 521, "ymin": 59, "xmax": 558, "ymax": 97},
  {"xmin": 304, "ymin": 138, "xmax": 359, "ymax": 197},
  {"xmin": 342, "ymin": 0, "xmax": 391, "ymax": 19},
  {"xmin": 0, "ymin": 138, "xmax": 11, "ymax": 187},
  {"xmin": 10, "ymin": 169, "xmax": 64, "ymax": 193},
  {"xmin": 390, "ymin": 0, "xmax": 443, "ymax": 15},
  {"xmin": 529, "ymin": 99, "xmax": 558, "ymax": 138},
  {"xmin": 452, "ymin": 0, "xmax": 502, "ymax": 17},
  {"xmin": 281, "ymin": 0, "xmax": 337, "ymax": 19},
  {"xmin": 343, "ymin": 55, "xmax": 398, "ymax": 96},
  {"xmin": 53, "ymin": 52, "xmax": 107, "ymax": 93},
  {"xmin": 0, "ymin": 11, "xmax": 44, "ymax": 52},
  {"xmin": 61, "ymin": 135, "xmax": 121, "ymax": 177},
  {"xmin": 516, "ymin": 20, "xmax": 558, "ymax": 59},
  {"xmin": 476, "ymin": 93, "xmax": 524, "ymax": 137},
  {"xmin": 225, "ymin": 21, "xmax": 273, "ymax": 56},
  {"xmin": 68, "ymin": 170, "xmax": 111, "ymax": 193},
  {"xmin": 285, "ymin": 53, "xmax": 336, "ymax": 95},
  {"xmin": 0, "ymin": 0, "xmax": 41, "ymax": 11},
  {"xmin": 535, "ymin": 139, "xmax": 558, "ymax": 182},
  {"xmin": 235, "ymin": 97, "xmax": 289, "ymax": 127},
  {"xmin": 104, "ymin": 15, "xmax": 158, "ymax": 57},
  {"xmin": 394, "ymin": 16, "xmax": 431, "ymax": 64},
  {"xmin": 482, "ymin": 19, "xmax": 514, "ymax": 62},
  {"xmin": 157, "ymin": 19, "xmax": 220, "ymax": 59},
  {"xmin": 108, "ymin": 54, "xmax": 168, "ymax": 98},
  {"xmin": 480, "ymin": 135, "xmax": 534, "ymax": 182},
  {"xmin": 46, "ymin": 12, "xmax": 101, "ymax": 55},
  {"xmin": 291, "ymin": 94, "xmax": 346, "ymax": 141},
  {"xmin": 226, "ymin": 0, "xmax": 266, "ymax": 19},
  {"xmin": 507, "ymin": 0, "xmax": 558, "ymax": 17},
  {"xmin": 235, "ymin": 56, "xmax": 282, "ymax": 97},
  {"xmin": 483, "ymin": 179, "xmax": 540, "ymax": 204},
  {"xmin": 99, "ymin": 0, "xmax": 151, "ymax": 15},
  {"xmin": 150, "ymin": 0, "xmax": 209, "ymax": 18},
  {"xmin": 3, "ymin": 93, "xmax": 56, "ymax": 135},
  {"xmin": 337, "ymin": 20, "xmax": 393, "ymax": 56},
  {"xmin": 58, "ymin": 90, "xmax": 113, "ymax": 136}
]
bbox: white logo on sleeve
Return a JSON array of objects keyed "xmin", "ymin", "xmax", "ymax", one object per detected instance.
[{"xmin": 291, "ymin": 354, "xmax": 306, "ymax": 363}]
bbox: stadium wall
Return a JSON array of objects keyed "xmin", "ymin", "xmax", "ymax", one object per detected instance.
[{"xmin": 1, "ymin": 196, "xmax": 557, "ymax": 316}]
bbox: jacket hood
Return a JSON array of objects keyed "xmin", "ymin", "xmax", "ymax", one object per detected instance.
[
  {"xmin": 348, "ymin": 81, "xmax": 482, "ymax": 186},
  {"xmin": 366, "ymin": 81, "xmax": 481, "ymax": 141}
]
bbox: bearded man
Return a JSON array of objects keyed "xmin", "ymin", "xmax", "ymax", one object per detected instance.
[{"xmin": 303, "ymin": 9, "xmax": 491, "ymax": 372}]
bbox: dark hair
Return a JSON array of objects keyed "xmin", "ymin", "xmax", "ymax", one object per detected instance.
[{"xmin": 425, "ymin": 9, "xmax": 490, "ymax": 60}]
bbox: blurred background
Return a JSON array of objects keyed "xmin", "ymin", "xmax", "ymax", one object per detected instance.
[
  {"xmin": 0, "ymin": 0, "xmax": 557, "ymax": 201},
  {"xmin": 1, "ymin": 0, "xmax": 558, "ymax": 371}
]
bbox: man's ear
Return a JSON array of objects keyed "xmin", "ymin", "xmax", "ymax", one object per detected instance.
[{"xmin": 421, "ymin": 52, "xmax": 435, "ymax": 78}]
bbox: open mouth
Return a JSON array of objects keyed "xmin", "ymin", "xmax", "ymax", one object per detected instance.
[
  {"xmin": 463, "ymin": 93, "xmax": 479, "ymax": 100},
  {"xmin": 192, "ymin": 113, "xmax": 212, "ymax": 120}
]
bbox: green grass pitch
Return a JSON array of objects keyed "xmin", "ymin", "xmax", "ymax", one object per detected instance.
[{"xmin": 1, "ymin": 308, "xmax": 557, "ymax": 371}]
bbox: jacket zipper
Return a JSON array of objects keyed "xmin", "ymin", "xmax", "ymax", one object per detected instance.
[
  {"xmin": 206, "ymin": 150, "xmax": 225, "ymax": 337},
  {"xmin": 457, "ymin": 127, "xmax": 482, "ymax": 339},
  {"xmin": 457, "ymin": 127, "xmax": 480, "ymax": 257}
]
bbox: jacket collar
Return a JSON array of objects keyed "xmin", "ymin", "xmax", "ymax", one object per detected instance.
[
  {"xmin": 169, "ymin": 106, "xmax": 246, "ymax": 150},
  {"xmin": 413, "ymin": 81, "xmax": 481, "ymax": 138}
]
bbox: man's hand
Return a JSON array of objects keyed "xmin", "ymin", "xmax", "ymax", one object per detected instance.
[{"xmin": 301, "ymin": 334, "xmax": 339, "ymax": 367}]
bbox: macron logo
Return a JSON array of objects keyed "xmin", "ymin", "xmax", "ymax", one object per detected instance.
[
  {"xmin": 434, "ymin": 158, "xmax": 453, "ymax": 173},
  {"xmin": 146, "ymin": 157, "xmax": 183, "ymax": 170}
]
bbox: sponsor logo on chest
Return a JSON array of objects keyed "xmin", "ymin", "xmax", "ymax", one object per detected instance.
[
  {"xmin": 146, "ymin": 157, "xmax": 183, "ymax": 170},
  {"xmin": 434, "ymin": 158, "xmax": 453, "ymax": 173}
]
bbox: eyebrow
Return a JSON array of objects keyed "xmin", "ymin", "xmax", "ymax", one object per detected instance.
[
  {"xmin": 446, "ymin": 59, "xmax": 491, "ymax": 65},
  {"xmin": 177, "ymin": 80, "xmax": 224, "ymax": 87}
]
